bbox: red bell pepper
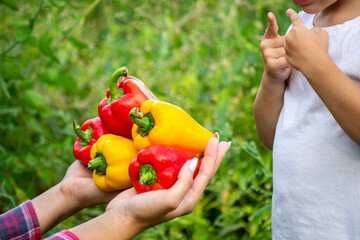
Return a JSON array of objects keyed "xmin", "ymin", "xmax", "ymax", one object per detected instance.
[
  {"xmin": 73, "ymin": 117, "xmax": 109, "ymax": 165},
  {"xmin": 128, "ymin": 145, "xmax": 201, "ymax": 193},
  {"xmin": 98, "ymin": 66, "xmax": 157, "ymax": 139}
]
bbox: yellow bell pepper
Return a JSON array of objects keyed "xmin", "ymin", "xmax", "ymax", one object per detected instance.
[
  {"xmin": 88, "ymin": 134, "xmax": 138, "ymax": 192},
  {"xmin": 129, "ymin": 100, "xmax": 213, "ymax": 156}
]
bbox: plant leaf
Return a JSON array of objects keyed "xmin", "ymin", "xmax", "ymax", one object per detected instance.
[
  {"xmin": 0, "ymin": 74, "xmax": 10, "ymax": 99},
  {"xmin": 249, "ymin": 204, "xmax": 272, "ymax": 220},
  {"xmin": 69, "ymin": 36, "xmax": 88, "ymax": 49},
  {"xmin": 24, "ymin": 89, "xmax": 46, "ymax": 108},
  {"xmin": 0, "ymin": 0, "xmax": 19, "ymax": 11},
  {"xmin": 15, "ymin": 26, "xmax": 32, "ymax": 42},
  {"xmin": 38, "ymin": 37, "xmax": 60, "ymax": 64}
]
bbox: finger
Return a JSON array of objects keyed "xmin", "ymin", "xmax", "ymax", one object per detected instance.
[
  {"xmin": 165, "ymin": 157, "xmax": 216, "ymax": 219},
  {"xmin": 65, "ymin": 160, "xmax": 89, "ymax": 177},
  {"xmin": 262, "ymin": 47, "xmax": 287, "ymax": 62},
  {"xmin": 264, "ymin": 12, "xmax": 279, "ymax": 38},
  {"xmin": 203, "ymin": 136, "xmax": 220, "ymax": 162},
  {"xmin": 163, "ymin": 138, "xmax": 224, "ymax": 220},
  {"xmin": 164, "ymin": 140, "xmax": 229, "ymax": 220},
  {"xmin": 168, "ymin": 159, "xmax": 196, "ymax": 202},
  {"xmin": 267, "ymin": 57, "xmax": 291, "ymax": 70},
  {"xmin": 286, "ymin": 8, "xmax": 304, "ymax": 27},
  {"xmin": 185, "ymin": 137, "xmax": 219, "ymax": 195},
  {"xmin": 211, "ymin": 141, "xmax": 231, "ymax": 178},
  {"xmin": 261, "ymin": 36, "xmax": 286, "ymax": 49},
  {"xmin": 175, "ymin": 135, "xmax": 219, "ymax": 198}
]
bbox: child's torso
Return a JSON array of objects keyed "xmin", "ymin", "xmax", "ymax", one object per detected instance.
[{"xmin": 272, "ymin": 11, "xmax": 360, "ymax": 240}]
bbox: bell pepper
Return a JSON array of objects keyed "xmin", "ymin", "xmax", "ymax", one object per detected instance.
[
  {"xmin": 129, "ymin": 100, "xmax": 213, "ymax": 156},
  {"xmin": 88, "ymin": 134, "xmax": 138, "ymax": 192},
  {"xmin": 98, "ymin": 66, "xmax": 157, "ymax": 139},
  {"xmin": 73, "ymin": 117, "xmax": 109, "ymax": 165},
  {"xmin": 128, "ymin": 145, "xmax": 200, "ymax": 193}
]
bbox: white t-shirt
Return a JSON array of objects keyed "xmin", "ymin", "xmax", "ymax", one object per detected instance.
[{"xmin": 272, "ymin": 11, "xmax": 360, "ymax": 239}]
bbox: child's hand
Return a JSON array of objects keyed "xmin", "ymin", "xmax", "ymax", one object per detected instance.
[
  {"xmin": 260, "ymin": 12, "xmax": 291, "ymax": 83},
  {"xmin": 285, "ymin": 9, "xmax": 330, "ymax": 76}
]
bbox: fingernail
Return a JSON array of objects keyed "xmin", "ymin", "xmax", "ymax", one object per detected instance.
[
  {"xmin": 189, "ymin": 157, "xmax": 198, "ymax": 173},
  {"xmin": 214, "ymin": 132, "xmax": 219, "ymax": 140},
  {"xmin": 227, "ymin": 141, "xmax": 232, "ymax": 149}
]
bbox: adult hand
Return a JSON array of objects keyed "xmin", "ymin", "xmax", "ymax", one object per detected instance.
[
  {"xmin": 260, "ymin": 12, "xmax": 291, "ymax": 82},
  {"xmin": 285, "ymin": 8, "xmax": 330, "ymax": 75},
  {"xmin": 32, "ymin": 160, "xmax": 118, "ymax": 234},
  {"xmin": 105, "ymin": 135, "xmax": 231, "ymax": 236},
  {"xmin": 60, "ymin": 160, "xmax": 119, "ymax": 208}
]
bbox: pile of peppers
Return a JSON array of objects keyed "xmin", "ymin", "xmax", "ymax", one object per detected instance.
[{"xmin": 72, "ymin": 66, "xmax": 214, "ymax": 193}]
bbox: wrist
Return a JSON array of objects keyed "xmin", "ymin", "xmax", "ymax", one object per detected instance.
[
  {"xmin": 32, "ymin": 183, "xmax": 83, "ymax": 234},
  {"xmin": 300, "ymin": 54, "xmax": 332, "ymax": 80},
  {"xmin": 263, "ymin": 71, "xmax": 287, "ymax": 86},
  {"xmin": 261, "ymin": 72, "xmax": 286, "ymax": 93},
  {"xmin": 108, "ymin": 210, "xmax": 146, "ymax": 238},
  {"xmin": 70, "ymin": 210, "xmax": 146, "ymax": 240},
  {"xmin": 59, "ymin": 179, "xmax": 87, "ymax": 210}
]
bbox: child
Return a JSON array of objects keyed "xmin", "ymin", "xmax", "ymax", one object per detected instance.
[{"xmin": 254, "ymin": 0, "xmax": 360, "ymax": 239}]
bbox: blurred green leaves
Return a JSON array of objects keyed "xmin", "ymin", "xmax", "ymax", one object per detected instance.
[
  {"xmin": 0, "ymin": 74, "xmax": 11, "ymax": 99},
  {"xmin": 15, "ymin": 25, "xmax": 32, "ymax": 42},
  {"xmin": 0, "ymin": 0, "xmax": 19, "ymax": 11},
  {"xmin": 69, "ymin": 36, "xmax": 88, "ymax": 49},
  {"xmin": 39, "ymin": 36, "xmax": 60, "ymax": 63}
]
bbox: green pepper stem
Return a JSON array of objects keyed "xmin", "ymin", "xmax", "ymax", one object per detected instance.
[
  {"xmin": 129, "ymin": 108, "xmax": 155, "ymax": 137},
  {"xmin": 73, "ymin": 120, "xmax": 92, "ymax": 147},
  {"xmin": 88, "ymin": 152, "xmax": 107, "ymax": 175},
  {"xmin": 129, "ymin": 108, "xmax": 146, "ymax": 128},
  {"xmin": 139, "ymin": 164, "xmax": 157, "ymax": 187},
  {"xmin": 107, "ymin": 66, "xmax": 128, "ymax": 104}
]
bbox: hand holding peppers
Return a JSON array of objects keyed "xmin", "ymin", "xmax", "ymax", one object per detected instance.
[
  {"xmin": 98, "ymin": 66, "xmax": 157, "ymax": 139},
  {"xmin": 99, "ymin": 135, "xmax": 231, "ymax": 240},
  {"xmin": 128, "ymin": 145, "xmax": 200, "ymax": 193}
]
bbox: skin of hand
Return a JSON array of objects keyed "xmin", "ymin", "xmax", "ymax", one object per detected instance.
[
  {"xmin": 32, "ymin": 161, "xmax": 119, "ymax": 234},
  {"xmin": 253, "ymin": 12, "xmax": 290, "ymax": 149},
  {"xmin": 70, "ymin": 135, "xmax": 231, "ymax": 240},
  {"xmin": 260, "ymin": 12, "xmax": 291, "ymax": 83},
  {"xmin": 284, "ymin": 9, "xmax": 330, "ymax": 75},
  {"xmin": 60, "ymin": 160, "xmax": 119, "ymax": 207}
]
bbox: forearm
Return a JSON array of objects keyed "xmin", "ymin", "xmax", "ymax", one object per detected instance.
[
  {"xmin": 70, "ymin": 210, "xmax": 144, "ymax": 240},
  {"xmin": 32, "ymin": 183, "xmax": 82, "ymax": 234},
  {"xmin": 303, "ymin": 57, "xmax": 360, "ymax": 145},
  {"xmin": 254, "ymin": 72, "xmax": 286, "ymax": 149}
]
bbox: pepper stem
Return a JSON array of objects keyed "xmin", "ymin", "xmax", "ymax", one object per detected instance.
[
  {"xmin": 139, "ymin": 164, "xmax": 157, "ymax": 187},
  {"xmin": 73, "ymin": 120, "xmax": 92, "ymax": 148},
  {"xmin": 129, "ymin": 108, "xmax": 155, "ymax": 137},
  {"xmin": 88, "ymin": 152, "xmax": 107, "ymax": 175},
  {"xmin": 107, "ymin": 66, "xmax": 128, "ymax": 104}
]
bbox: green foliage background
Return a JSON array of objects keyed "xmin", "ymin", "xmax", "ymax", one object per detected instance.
[{"xmin": 0, "ymin": 0, "xmax": 299, "ymax": 239}]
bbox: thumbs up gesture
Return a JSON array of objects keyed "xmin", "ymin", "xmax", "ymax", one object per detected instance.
[
  {"xmin": 284, "ymin": 9, "xmax": 330, "ymax": 75},
  {"xmin": 260, "ymin": 12, "xmax": 291, "ymax": 83}
]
